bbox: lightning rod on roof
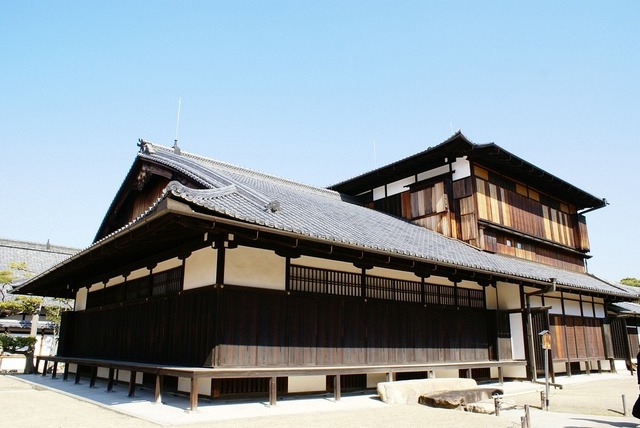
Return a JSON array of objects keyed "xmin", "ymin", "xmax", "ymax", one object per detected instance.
[{"xmin": 173, "ymin": 97, "xmax": 182, "ymax": 155}]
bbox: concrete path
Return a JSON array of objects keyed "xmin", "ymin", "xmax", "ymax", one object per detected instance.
[{"xmin": 3, "ymin": 371, "xmax": 640, "ymax": 427}]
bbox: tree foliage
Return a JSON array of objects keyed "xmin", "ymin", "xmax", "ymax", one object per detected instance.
[
  {"xmin": 620, "ymin": 278, "xmax": 640, "ymax": 287},
  {"xmin": 0, "ymin": 296, "xmax": 43, "ymax": 316},
  {"xmin": 0, "ymin": 333, "xmax": 37, "ymax": 374}
]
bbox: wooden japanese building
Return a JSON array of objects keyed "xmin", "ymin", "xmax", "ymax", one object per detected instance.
[{"xmin": 16, "ymin": 133, "xmax": 639, "ymax": 402}]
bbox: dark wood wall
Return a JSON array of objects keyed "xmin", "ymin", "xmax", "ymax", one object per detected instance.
[{"xmin": 60, "ymin": 285, "xmax": 495, "ymax": 368}]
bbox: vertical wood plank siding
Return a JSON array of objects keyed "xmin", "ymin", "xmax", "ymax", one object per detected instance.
[
  {"xmin": 475, "ymin": 177, "xmax": 588, "ymax": 250},
  {"xmin": 59, "ymin": 284, "xmax": 494, "ymax": 368},
  {"xmin": 550, "ymin": 315, "xmax": 605, "ymax": 361}
]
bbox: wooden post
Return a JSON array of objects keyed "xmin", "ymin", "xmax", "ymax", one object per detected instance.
[
  {"xmin": 269, "ymin": 377, "xmax": 277, "ymax": 407},
  {"xmin": 498, "ymin": 366, "xmax": 504, "ymax": 385},
  {"xmin": 41, "ymin": 359, "xmax": 48, "ymax": 376},
  {"xmin": 63, "ymin": 362, "xmax": 70, "ymax": 381},
  {"xmin": 189, "ymin": 377, "xmax": 198, "ymax": 411},
  {"xmin": 89, "ymin": 366, "xmax": 97, "ymax": 388},
  {"xmin": 334, "ymin": 375, "xmax": 341, "ymax": 401},
  {"xmin": 155, "ymin": 374, "xmax": 163, "ymax": 404},
  {"xmin": 128, "ymin": 371, "xmax": 137, "ymax": 397},
  {"xmin": 52, "ymin": 361, "xmax": 58, "ymax": 379},
  {"xmin": 74, "ymin": 366, "xmax": 82, "ymax": 384},
  {"xmin": 107, "ymin": 368, "xmax": 115, "ymax": 392}
]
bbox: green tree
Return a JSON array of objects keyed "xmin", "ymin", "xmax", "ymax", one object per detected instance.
[
  {"xmin": 0, "ymin": 296, "xmax": 44, "ymax": 374},
  {"xmin": 0, "ymin": 334, "xmax": 37, "ymax": 373},
  {"xmin": 0, "ymin": 262, "xmax": 31, "ymax": 301},
  {"xmin": 620, "ymin": 278, "xmax": 640, "ymax": 287}
]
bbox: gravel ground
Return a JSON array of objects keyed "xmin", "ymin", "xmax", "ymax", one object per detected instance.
[{"xmin": 3, "ymin": 371, "xmax": 640, "ymax": 428}]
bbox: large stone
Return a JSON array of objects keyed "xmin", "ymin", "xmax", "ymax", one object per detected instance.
[
  {"xmin": 418, "ymin": 387, "xmax": 504, "ymax": 409},
  {"xmin": 377, "ymin": 378, "xmax": 478, "ymax": 405}
]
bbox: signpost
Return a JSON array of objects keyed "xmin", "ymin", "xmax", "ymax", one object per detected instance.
[{"xmin": 539, "ymin": 330, "xmax": 551, "ymax": 410}]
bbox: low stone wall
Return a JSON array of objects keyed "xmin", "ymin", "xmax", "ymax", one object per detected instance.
[
  {"xmin": 377, "ymin": 378, "xmax": 478, "ymax": 404},
  {"xmin": 0, "ymin": 355, "xmax": 26, "ymax": 374}
]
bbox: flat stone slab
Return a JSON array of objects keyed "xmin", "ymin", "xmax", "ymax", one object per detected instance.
[
  {"xmin": 377, "ymin": 378, "xmax": 478, "ymax": 405},
  {"xmin": 418, "ymin": 387, "xmax": 504, "ymax": 409}
]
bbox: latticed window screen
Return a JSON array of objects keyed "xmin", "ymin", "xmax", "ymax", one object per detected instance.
[
  {"xmin": 86, "ymin": 266, "xmax": 183, "ymax": 309},
  {"xmin": 289, "ymin": 264, "xmax": 484, "ymax": 308}
]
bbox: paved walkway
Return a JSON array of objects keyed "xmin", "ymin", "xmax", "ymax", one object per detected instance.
[{"xmin": 2, "ymin": 370, "xmax": 640, "ymax": 427}]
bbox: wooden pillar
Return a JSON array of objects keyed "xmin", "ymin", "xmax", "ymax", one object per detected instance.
[
  {"xmin": 190, "ymin": 377, "xmax": 199, "ymax": 411},
  {"xmin": 89, "ymin": 366, "xmax": 98, "ymax": 388},
  {"xmin": 498, "ymin": 366, "xmax": 504, "ymax": 385},
  {"xmin": 74, "ymin": 366, "xmax": 82, "ymax": 384},
  {"xmin": 155, "ymin": 374, "xmax": 163, "ymax": 404},
  {"xmin": 334, "ymin": 375, "xmax": 341, "ymax": 401},
  {"xmin": 107, "ymin": 368, "xmax": 115, "ymax": 392},
  {"xmin": 52, "ymin": 361, "xmax": 58, "ymax": 379},
  {"xmin": 128, "ymin": 371, "xmax": 137, "ymax": 397},
  {"xmin": 269, "ymin": 377, "xmax": 277, "ymax": 407},
  {"xmin": 63, "ymin": 362, "xmax": 70, "ymax": 381},
  {"xmin": 41, "ymin": 359, "xmax": 48, "ymax": 376}
]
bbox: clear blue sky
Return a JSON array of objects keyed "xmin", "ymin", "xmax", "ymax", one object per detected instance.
[{"xmin": 1, "ymin": 1, "xmax": 638, "ymax": 282}]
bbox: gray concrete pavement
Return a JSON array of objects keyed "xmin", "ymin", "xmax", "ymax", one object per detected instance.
[{"xmin": 3, "ymin": 370, "xmax": 640, "ymax": 427}]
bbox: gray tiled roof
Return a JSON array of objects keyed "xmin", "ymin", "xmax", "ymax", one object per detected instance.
[
  {"xmin": 1, "ymin": 239, "xmax": 79, "ymax": 299},
  {"xmin": 136, "ymin": 143, "xmax": 637, "ymax": 300},
  {"xmin": 610, "ymin": 301, "xmax": 640, "ymax": 315}
]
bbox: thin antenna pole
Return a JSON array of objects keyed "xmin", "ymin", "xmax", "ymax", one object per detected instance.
[{"xmin": 174, "ymin": 97, "xmax": 182, "ymax": 145}]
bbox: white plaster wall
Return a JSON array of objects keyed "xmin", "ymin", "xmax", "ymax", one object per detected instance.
[
  {"xmin": 367, "ymin": 372, "xmax": 387, "ymax": 388},
  {"xmin": 0, "ymin": 355, "xmax": 26, "ymax": 373},
  {"xmin": 106, "ymin": 276, "xmax": 125, "ymax": 287},
  {"xmin": 545, "ymin": 297, "xmax": 562, "ymax": 315},
  {"xmin": 88, "ymin": 281, "xmax": 102, "ymax": 292},
  {"xmin": 485, "ymin": 286, "xmax": 498, "ymax": 310},
  {"xmin": 432, "ymin": 369, "xmax": 459, "ymax": 378},
  {"xmin": 510, "ymin": 313, "xmax": 526, "ymax": 360},
  {"xmin": 458, "ymin": 279, "xmax": 482, "ymax": 290},
  {"xmin": 594, "ymin": 303, "xmax": 605, "ymax": 318},
  {"xmin": 287, "ymin": 375, "xmax": 326, "ymax": 393},
  {"xmin": 582, "ymin": 302, "xmax": 594, "ymax": 317},
  {"xmin": 386, "ymin": 176, "xmax": 415, "ymax": 197},
  {"xmin": 497, "ymin": 282, "xmax": 522, "ymax": 310},
  {"xmin": 425, "ymin": 276, "xmax": 451, "ymax": 286},
  {"xmin": 178, "ymin": 377, "xmax": 212, "ymax": 395},
  {"xmin": 451, "ymin": 157, "xmax": 471, "ymax": 181},
  {"xmin": 373, "ymin": 186, "xmax": 386, "ymax": 201},
  {"xmin": 296, "ymin": 256, "xmax": 361, "ymax": 274},
  {"xmin": 184, "ymin": 246, "xmax": 217, "ymax": 290},
  {"xmin": 369, "ymin": 266, "xmax": 421, "ymax": 282},
  {"xmin": 528, "ymin": 295, "xmax": 543, "ymax": 308},
  {"xmin": 417, "ymin": 164, "xmax": 450, "ymax": 182},
  {"xmin": 502, "ymin": 365, "xmax": 527, "ymax": 379},
  {"xmin": 75, "ymin": 288, "xmax": 87, "ymax": 311},
  {"xmin": 117, "ymin": 369, "xmax": 143, "ymax": 384},
  {"xmin": 225, "ymin": 247, "xmax": 285, "ymax": 290},
  {"xmin": 563, "ymin": 299, "xmax": 582, "ymax": 316},
  {"xmin": 128, "ymin": 267, "xmax": 149, "ymax": 281},
  {"xmin": 154, "ymin": 257, "xmax": 182, "ymax": 272}
]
